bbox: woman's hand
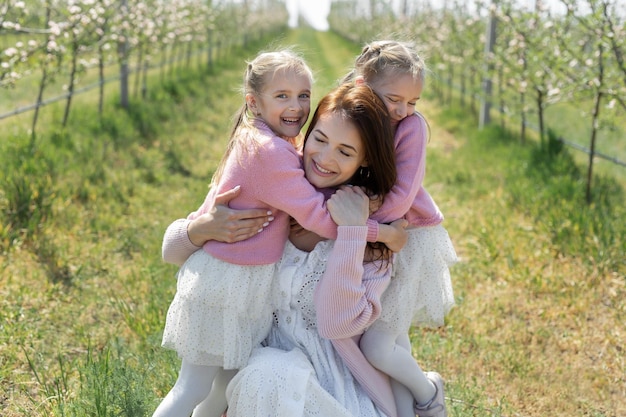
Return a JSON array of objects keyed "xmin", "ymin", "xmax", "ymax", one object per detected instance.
[
  {"xmin": 187, "ymin": 186, "xmax": 273, "ymax": 246},
  {"xmin": 327, "ymin": 186, "xmax": 369, "ymax": 226}
]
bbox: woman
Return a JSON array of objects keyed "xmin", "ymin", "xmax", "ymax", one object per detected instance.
[{"xmin": 161, "ymin": 83, "xmax": 407, "ymax": 417}]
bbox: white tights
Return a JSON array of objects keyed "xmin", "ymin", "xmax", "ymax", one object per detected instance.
[
  {"xmin": 192, "ymin": 368, "xmax": 237, "ymax": 417},
  {"xmin": 360, "ymin": 329, "xmax": 435, "ymax": 417},
  {"xmin": 152, "ymin": 360, "xmax": 235, "ymax": 417}
]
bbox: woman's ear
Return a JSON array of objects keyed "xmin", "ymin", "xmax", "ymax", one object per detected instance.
[{"xmin": 355, "ymin": 76, "xmax": 365, "ymax": 86}]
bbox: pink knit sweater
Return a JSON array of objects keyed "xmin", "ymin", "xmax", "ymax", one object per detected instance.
[
  {"xmin": 314, "ymin": 226, "xmax": 398, "ymax": 417},
  {"xmin": 370, "ymin": 112, "xmax": 443, "ymax": 235},
  {"xmin": 186, "ymin": 119, "xmax": 377, "ymax": 265}
]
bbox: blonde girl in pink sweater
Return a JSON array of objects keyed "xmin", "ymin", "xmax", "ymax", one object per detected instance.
[
  {"xmin": 153, "ymin": 50, "xmax": 398, "ymax": 417},
  {"xmin": 342, "ymin": 40, "xmax": 458, "ymax": 417}
]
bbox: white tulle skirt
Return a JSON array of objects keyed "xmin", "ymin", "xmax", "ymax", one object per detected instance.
[
  {"xmin": 371, "ymin": 225, "xmax": 457, "ymax": 333},
  {"xmin": 161, "ymin": 249, "xmax": 276, "ymax": 369}
]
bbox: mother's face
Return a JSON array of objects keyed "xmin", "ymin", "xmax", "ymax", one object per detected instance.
[{"xmin": 303, "ymin": 111, "xmax": 367, "ymax": 189}]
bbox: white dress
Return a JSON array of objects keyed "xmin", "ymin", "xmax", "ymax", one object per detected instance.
[
  {"xmin": 225, "ymin": 240, "xmax": 386, "ymax": 417},
  {"xmin": 161, "ymin": 249, "xmax": 276, "ymax": 369},
  {"xmin": 371, "ymin": 224, "xmax": 457, "ymax": 333}
]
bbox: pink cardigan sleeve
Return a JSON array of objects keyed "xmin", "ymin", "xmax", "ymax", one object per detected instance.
[
  {"xmin": 161, "ymin": 218, "xmax": 201, "ymax": 266},
  {"xmin": 370, "ymin": 113, "xmax": 427, "ymax": 224},
  {"xmin": 314, "ymin": 226, "xmax": 392, "ymax": 339}
]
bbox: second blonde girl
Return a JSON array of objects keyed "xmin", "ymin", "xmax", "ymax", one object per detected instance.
[{"xmin": 343, "ymin": 40, "xmax": 457, "ymax": 417}]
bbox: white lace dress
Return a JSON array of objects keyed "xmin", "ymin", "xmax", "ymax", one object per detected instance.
[{"xmin": 225, "ymin": 240, "xmax": 387, "ymax": 417}]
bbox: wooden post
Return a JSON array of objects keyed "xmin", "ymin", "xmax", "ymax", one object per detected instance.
[
  {"xmin": 119, "ymin": 0, "xmax": 129, "ymax": 109},
  {"xmin": 479, "ymin": 1, "xmax": 497, "ymax": 129}
]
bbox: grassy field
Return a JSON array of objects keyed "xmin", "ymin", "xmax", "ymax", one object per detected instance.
[{"xmin": 0, "ymin": 28, "xmax": 624, "ymax": 416}]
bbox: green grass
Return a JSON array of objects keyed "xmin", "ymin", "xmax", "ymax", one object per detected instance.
[{"xmin": 1, "ymin": 28, "xmax": 624, "ymax": 417}]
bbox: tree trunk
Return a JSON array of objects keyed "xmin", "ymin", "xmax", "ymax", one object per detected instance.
[
  {"xmin": 62, "ymin": 36, "xmax": 79, "ymax": 127},
  {"xmin": 536, "ymin": 89, "xmax": 544, "ymax": 148},
  {"xmin": 31, "ymin": 66, "xmax": 48, "ymax": 148},
  {"xmin": 586, "ymin": 91, "xmax": 602, "ymax": 204},
  {"xmin": 98, "ymin": 43, "xmax": 105, "ymax": 117},
  {"xmin": 479, "ymin": 4, "xmax": 496, "ymax": 129},
  {"xmin": 447, "ymin": 65, "xmax": 453, "ymax": 106},
  {"xmin": 207, "ymin": 29, "xmax": 214, "ymax": 68},
  {"xmin": 31, "ymin": 5, "xmax": 52, "ymax": 148},
  {"xmin": 460, "ymin": 71, "xmax": 466, "ymax": 107},
  {"xmin": 586, "ymin": 41, "xmax": 605, "ymax": 204},
  {"xmin": 141, "ymin": 61, "xmax": 148, "ymax": 99},
  {"xmin": 520, "ymin": 91, "xmax": 526, "ymax": 144},
  {"xmin": 134, "ymin": 44, "xmax": 144, "ymax": 97},
  {"xmin": 119, "ymin": 0, "xmax": 129, "ymax": 109}
]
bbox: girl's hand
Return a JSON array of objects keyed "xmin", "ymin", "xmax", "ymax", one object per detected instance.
[
  {"xmin": 327, "ymin": 186, "xmax": 369, "ymax": 226},
  {"xmin": 288, "ymin": 217, "xmax": 324, "ymax": 251},
  {"xmin": 377, "ymin": 219, "xmax": 409, "ymax": 253},
  {"xmin": 187, "ymin": 186, "xmax": 273, "ymax": 246},
  {"xmin": 368, "ymin": 193, "xmax": 383, "ymax": 215},
  {"xmin": 289, "ymin": 216, "xmax": 309, "ymax": 236}
]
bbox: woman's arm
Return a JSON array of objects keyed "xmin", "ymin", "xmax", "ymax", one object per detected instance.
[
  {"xmin": 314, "ymin": 226, "xmax": 391, "ymax": 339},
  {"xmin": 313, "ymin": 186, "xmax": 404, "ymax": 339},
  {"xmin": 187, "ymin": 186, "xmax": 274, "ymax": 246},
  {"xmin": 162, "ymin": 186, "xmax": 273, "ymax": 266}
]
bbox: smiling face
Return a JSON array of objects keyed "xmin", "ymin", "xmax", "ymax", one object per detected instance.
[
  {"xmin": 247, "ymin": 67, "xmax": 312, "ymax": 139},
  {"xmin": 366, "ymin": 73, "xmax": 423, "ymax": 129},
  {"xmin": 303, "ymin": 111, "xmax": 367, "ymax": 189}
]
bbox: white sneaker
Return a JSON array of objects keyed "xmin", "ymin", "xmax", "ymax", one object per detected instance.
[{"xmin": 414, "ymin": 372, "xmax": 447, "ymax": 417}]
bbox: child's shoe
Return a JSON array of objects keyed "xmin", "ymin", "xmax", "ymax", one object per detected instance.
[{"xmin": 414, "ymin": 371, "xmax": 447, "ymax": 417}]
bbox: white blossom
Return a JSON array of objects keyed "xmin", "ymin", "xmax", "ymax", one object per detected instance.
[
  {"xmin": 50, "ymin": 22, "xmax": 62, "ymax": 36},
  {"xmin": 547, "ymin": 88, "xmax": 560, "ymax": 97}
]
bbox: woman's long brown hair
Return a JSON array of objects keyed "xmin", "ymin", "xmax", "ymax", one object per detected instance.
[{"xmin": 303, "ymin": 83, "xmax": 397, "ymax": 261}]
